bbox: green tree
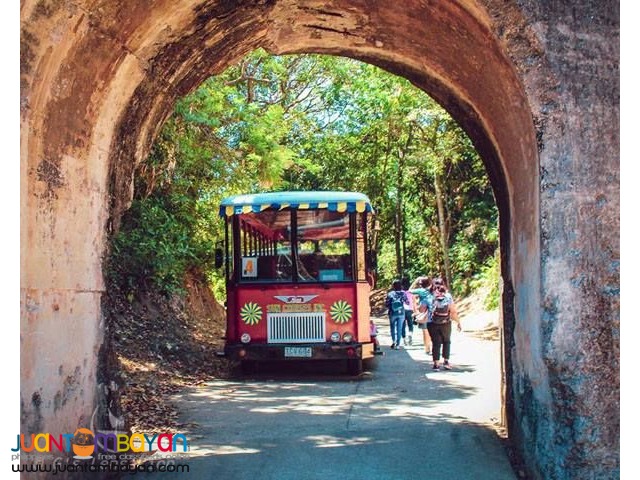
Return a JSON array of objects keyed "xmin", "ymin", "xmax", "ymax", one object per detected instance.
[{"xmin": 108, "ymin": 50, "xmax": 499, "ymax": 303}]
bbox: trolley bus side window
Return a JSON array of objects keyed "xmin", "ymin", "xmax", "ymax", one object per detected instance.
[
  {"xmin": 356, "ymin": 213, "xmax": 367, "ymax": 281},
  {"xmin": 225, "ymin": 216, "xmax": 234, "ymax": 281}
]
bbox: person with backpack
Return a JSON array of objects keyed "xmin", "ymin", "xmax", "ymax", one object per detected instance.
[
  {"xmin": 385, "ymin": 279, "xmax": 409, "ymax": 350},
  {"xmin": 409, "ymin": 276, "xmax": 434, "ymax": 354},
  {"xmin": 427, "ymin": 278, "xmax": 462, "ymax": 370}
]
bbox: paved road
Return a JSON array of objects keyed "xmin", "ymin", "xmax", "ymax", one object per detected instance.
[{"xmin": 150, "ymin": 318, "xmax": 515, "ymax": 479}]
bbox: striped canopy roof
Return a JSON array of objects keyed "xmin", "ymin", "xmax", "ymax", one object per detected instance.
[{"xmin": 219, "ymin": 191, "xmax": 374, "ymax": 217}]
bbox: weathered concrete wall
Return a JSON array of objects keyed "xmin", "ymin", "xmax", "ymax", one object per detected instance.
[
  {"xmin": 20, "ymin": 0, "xmax": 111, "ymax": 436},
  {"xmin": 506, "ymin": 2, "xmax": 620, "ymax": 478},
  {"xmin": 20, "ymin": 1, "xmax": 618, "ymax": 478}
]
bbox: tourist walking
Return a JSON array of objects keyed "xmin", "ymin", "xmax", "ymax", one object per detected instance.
[
  {"xmin": 385, "ymin": 279, "xmax": 409, "ymax": 350},
  {"xmin": 409, "ymin": 276, "xmax": 434, "ymax": 354},
  {"xmin": 427, "ymin": 278, "xmax": 462, "ymax": 370},
  {"xmin": 401, "ymin": 277, "xmax": 415, "ymax": 346}
]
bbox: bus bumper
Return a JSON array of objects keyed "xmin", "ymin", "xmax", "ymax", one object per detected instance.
[{"xmin": 225, "ymin": 342, "xmax": 374, "ymax": 362}]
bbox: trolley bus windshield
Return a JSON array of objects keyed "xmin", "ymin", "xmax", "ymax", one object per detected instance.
[
  {"xmin": 219, "ymin": 191, "xmax": 373, "ymax": 285},
  {"xmin": 238, "ymin": 209, "xmax": 353, "ymax": 283}
]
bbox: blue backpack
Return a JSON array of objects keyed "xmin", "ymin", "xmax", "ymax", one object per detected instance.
[{"xmin": 390, "ymin": 292, "xmax": 405, "ymax": 317}]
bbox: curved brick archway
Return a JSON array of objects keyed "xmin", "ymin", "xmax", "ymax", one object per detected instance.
[{"xmin": 20, "ymin": 1, "xmax": 619, "ymax": 478}]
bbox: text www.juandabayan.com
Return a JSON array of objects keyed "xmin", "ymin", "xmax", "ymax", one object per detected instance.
[{"xmin": 12, "ymin": 461, "xmax": 190, "ymax": 475}]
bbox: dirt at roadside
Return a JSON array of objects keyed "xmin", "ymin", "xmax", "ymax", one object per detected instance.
[{"xmin": 100, "ymin": 269, "xmax": 231, "ymax": 434}]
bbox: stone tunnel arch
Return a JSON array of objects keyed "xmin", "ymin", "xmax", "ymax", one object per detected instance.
[{"xmin": 21, "ymin": 1, "xmax": 619, "ymax": 479}]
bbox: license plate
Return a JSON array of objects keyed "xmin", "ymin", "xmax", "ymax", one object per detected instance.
[{"xmin": 284, "ymin": 346, "xmax": 312, "ymax": 358}]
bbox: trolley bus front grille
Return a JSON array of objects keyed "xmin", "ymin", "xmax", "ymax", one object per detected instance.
[{"xmin": 267, "ymin": 313, "xmax": 326, "ymax": 343}]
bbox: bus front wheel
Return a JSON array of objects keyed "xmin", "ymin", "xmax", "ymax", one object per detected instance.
[
  {"xmin": 240, "ymin": 360, "xmax": 257, "ymax": 374},
  {"xmin": 347, "ymin": 359, "xmax": 363, "ymax": 376}
]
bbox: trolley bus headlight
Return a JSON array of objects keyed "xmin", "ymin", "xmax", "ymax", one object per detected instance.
[
  {"xmin": 330, "ymin": 332, "xmax": 341, "ymax": 343},
  {"xmin": 342, "ymin": 332, "xmax": 354, "ymax": 343},
  {"xmin": 240, "ymin": 333, "xmax": 251, "ymax": 344}
]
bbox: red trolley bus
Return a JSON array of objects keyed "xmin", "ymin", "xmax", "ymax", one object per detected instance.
[{"xmin": 218, "ymin": 191, "xmax": 376, "ymax": 374}]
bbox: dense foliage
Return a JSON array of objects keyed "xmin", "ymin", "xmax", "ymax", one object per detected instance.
[{"xmin": 108, "ymin": 50, "xmax": 499, "ymax": 303}]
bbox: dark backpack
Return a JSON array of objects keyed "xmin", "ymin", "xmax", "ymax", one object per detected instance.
[
  {"xmin": 390, "ymin": 292, "xmax": 405, "ymax": 317},
  {"xmin": 432, "ymin": 294, "xmax": 451, "ymax": 324}
]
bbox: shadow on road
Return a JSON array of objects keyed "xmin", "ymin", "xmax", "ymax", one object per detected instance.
[{"xmin": 136, "ymin": 319, "xmax": 514, "ymax": 479}]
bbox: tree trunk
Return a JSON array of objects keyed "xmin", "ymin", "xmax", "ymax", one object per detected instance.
[
  {"xmin": 395, "ymin": 191, "xmax": 403, "ymax": 279},
  {"xmin": 434, "ymin": 170, "xmax": 452, "ymax": 287},
  {"xmin": 401, "ymin": 202, "xmax": 407, "ymax": 280},
  {"xmin": 395, "ymin": 128, "xmax": 413, "ymax": 280}
]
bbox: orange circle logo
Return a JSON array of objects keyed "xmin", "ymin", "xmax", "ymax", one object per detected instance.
[{"xmin": 72, "ymin": 428, "xmax": 95, "ymax": 458}]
